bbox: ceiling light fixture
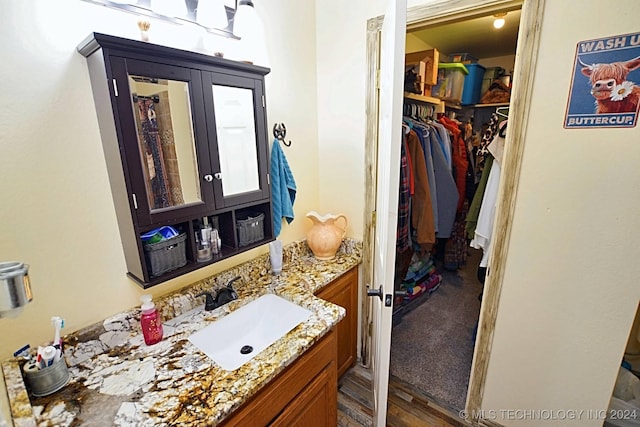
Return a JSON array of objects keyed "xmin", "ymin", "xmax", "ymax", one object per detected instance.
[{"xmin": 493, "ymin": 12, "xmax": 507, "ymax": 29}]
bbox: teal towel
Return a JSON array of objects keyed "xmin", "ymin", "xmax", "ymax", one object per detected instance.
[{"xmin": 270, "ymin": 139, "xmax": 296, "ymax": 237}]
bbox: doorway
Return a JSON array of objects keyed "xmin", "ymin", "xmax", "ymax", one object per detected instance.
[
  {"xmin": 360, "ymin": 0, "xmax": 545, "ymax": 420},
  {"xmin": 390, "ymin": 8, "xmax": 521, "ymax": 411}
]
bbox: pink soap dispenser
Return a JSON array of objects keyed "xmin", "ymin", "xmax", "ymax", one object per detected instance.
[{"xmin": 140, "ymin": 294, "xmax": 163, "ymax": 345}]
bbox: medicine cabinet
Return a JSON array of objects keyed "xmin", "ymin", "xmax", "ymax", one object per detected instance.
[{"xmin": 78, "ymin": 33, "xmax": 273, "ymax": 288}]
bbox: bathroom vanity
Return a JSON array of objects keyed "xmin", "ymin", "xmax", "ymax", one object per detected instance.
[{"xmin": 2, "ymin": 240, "xmax": 362, "ymax": 426}]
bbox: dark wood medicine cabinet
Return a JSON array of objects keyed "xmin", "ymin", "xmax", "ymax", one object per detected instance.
[{"xmin": 78, "ymin": 33, "xmax": 274, "ymax": 288}]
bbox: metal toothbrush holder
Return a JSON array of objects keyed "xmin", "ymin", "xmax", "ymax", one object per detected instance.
[{"xmin": 23, "ymin": 357, "xmax": 70, "ymax": 397}]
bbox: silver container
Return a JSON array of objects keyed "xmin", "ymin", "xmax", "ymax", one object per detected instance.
[
  {"xmin": 0, "ymin": 262, "xmax": 32, "ymax": 313},
  {"xmin": 23, "ymin": 357, "xmax": 70, "ymax": 397}
]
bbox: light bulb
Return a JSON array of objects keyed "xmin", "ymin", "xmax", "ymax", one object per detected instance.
[
  {"xmin": 493, "ymin": 13, "xmax": 507, "ymax": 29},
  {"xmin": 233, "ymin": 0, "xmax": 257, "ymax": 39}
]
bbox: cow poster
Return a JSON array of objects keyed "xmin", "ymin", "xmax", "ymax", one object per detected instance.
[{"xmin": 564, "ymin": 32, "xmax": 640, "ymax": 128}]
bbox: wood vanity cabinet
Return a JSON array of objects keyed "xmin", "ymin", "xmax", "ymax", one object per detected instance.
[
  {"xmin": 315, "ymin": 267, "xmax": 358, "ymax": 378},
  {"xmin": 220, "ymin": 329, "xmax": 337, "ymax": 426},
  {"xmin": 77, "ymin": 33, "xmax": 273, "ymax": 288}
]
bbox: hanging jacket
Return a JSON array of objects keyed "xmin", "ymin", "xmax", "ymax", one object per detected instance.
[
  {"xmin": 406, "ymin": 129, "xmax": 436, "ymax": 247},
  {"xmin": 439, "ymin": 116, "xmax": 469, "ymax": 212}
]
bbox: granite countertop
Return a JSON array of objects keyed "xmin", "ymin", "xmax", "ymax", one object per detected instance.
[{"xmin": 3, "ymin": 239, "xmax": 362, "ymax": 427}]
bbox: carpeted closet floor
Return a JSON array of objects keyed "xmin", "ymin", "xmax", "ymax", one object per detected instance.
[{"xmin": 390, "ymin": 247, "xmax": 484, "ymax": 411}]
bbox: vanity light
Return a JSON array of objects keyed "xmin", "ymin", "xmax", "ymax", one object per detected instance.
[
  {"xmin": 493, "ymin": 12, "xmax": 507, "ymax": 29},
  {"xmin": 231, "ymin": 0, "xmax": 267, "ymax": 65},
  {"xmin": 233, "ymin": 0, "xmax": 258, "ymax": 39},
  {"xmin": 196, "ymin": 0, "xmax": 228, "ymax": 30}
]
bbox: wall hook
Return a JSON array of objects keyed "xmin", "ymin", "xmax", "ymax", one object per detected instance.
[{"xmin": 273, "ymin": 123, "xmax": 291, "ymax": 147}]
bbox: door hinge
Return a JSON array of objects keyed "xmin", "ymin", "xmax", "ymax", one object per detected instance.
[
  {"xmin": 368, "ymin": 321, "xmax": 373, "ymax": 337},
  {"xmin": 375, "ymin": 69, "xmax": 380, "ymax": 89},
  {"xmin": 372, "ymin": 210, "xmax": 376, "ymax": 228},
  {"xmin": 132, "ymin": 193, "xmax": 138, "ymax": 210},
  {"xmin": 262, "ymin": 95, "xmax": 265, "ymax": 108},
  {"xmin": 266, "ymin": 173, "xmax": 270, "ymax": 185},
  {"xmin": 113, "ymin": 79, "xmax": 118, "ymax": 97}
]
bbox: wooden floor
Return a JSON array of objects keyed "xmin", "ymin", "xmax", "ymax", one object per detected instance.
[{"xmin": 338, "ymin": 365, "xmax": 471, "ymax": 427}]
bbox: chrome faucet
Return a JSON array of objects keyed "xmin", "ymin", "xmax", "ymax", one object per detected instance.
[{"xmin": 197, "ymin": 276, "xmax": 241, "ymax": 311}]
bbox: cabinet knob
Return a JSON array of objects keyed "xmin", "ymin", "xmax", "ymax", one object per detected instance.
[
  {"xmin": 214, "ymin": 173, "xmax": 222, "ymax": 180},
  {"xmin": 203, "ymin": 174, "xmax": 213, "ymax": 182}
]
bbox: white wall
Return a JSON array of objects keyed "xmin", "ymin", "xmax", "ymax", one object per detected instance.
[
  {"xmin": 0, "ymin": 0, "xmax": 318, "ymax": 422},
  {"xmin": 481, "ymin": 1, "xmax": 640, "ymax": 425}
]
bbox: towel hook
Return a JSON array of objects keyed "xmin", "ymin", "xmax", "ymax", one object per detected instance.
[{"xmin": 273, "ymin": 123, "xmax": 291, "ymax": 147}]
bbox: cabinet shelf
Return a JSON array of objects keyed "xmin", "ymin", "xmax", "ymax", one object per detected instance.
[{"xmin": 403, "ymin": 92, "xmax": 442, "ymax": 105}]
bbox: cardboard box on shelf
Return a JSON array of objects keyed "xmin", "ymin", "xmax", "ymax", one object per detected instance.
[{"xmin": 405, "ymin": 49, "xmax": 440, "ymax": 95}]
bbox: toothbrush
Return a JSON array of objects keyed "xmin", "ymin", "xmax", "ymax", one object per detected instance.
[{"xmin": 51, "ymin": 316, "xmax": 64, "ymax": 350}]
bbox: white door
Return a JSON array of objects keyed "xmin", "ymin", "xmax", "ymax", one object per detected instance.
[{"xmin": 370, "ymin": 0, "xmax": 406, "ymax": 425}]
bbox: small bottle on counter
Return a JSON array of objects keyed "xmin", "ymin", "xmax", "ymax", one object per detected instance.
[{"xmin": 140, "ymin": 294, "xmax": 163, "ymax": 345}]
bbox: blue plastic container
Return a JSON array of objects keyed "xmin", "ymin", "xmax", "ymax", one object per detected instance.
[{"xmin": 461, "ymin": 63, "xmax": 486, "ymax": 105}]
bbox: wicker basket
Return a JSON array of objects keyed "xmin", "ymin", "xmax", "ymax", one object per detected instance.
[
  {"xmin": 143, "ymin": 233, "xmax": 187, "ymax": 277},
  {"xmin": 236, "ymin": 212, "xmax": 265, "ymax": 247}
]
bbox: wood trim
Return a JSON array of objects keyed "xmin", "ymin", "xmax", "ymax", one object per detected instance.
[
  {"xmin": 362, "ymin": 0, "xmax": 543, "ymax": 421},
  {"xmin": 406, "ymin": 0, "xmax": 523, "ymax": 29},
  {"xmin": 466, "ymin": 0, "xmax": 546, "ymax": 419},
  {"xmin": 220, "ymin": 329, "xmax": 336, "ymax": 426},
  {"xmin": 361, "ymin": 16, "xmax": 383, "ymax": 369}
]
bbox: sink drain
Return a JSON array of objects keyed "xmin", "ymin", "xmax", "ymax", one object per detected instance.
[{"xmin": 240, "ymin": 345, "xmax": 253, "ymax": 355}]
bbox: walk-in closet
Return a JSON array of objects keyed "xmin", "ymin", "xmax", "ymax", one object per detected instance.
[{"xmin": 389, "ymin": 7, "xmax": 521, "ymax": 411}]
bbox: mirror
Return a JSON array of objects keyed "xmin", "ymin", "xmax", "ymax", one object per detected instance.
[
  {"xmin": 129, "ymin": 75, "xmax": 202, "ymax": 211},
  {"xmin": 211, "ymin": 85, "xmax": 260, "ymax": 196}
]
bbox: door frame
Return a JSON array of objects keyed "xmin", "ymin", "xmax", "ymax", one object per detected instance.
[{"xmin": 361, "ymin": 0, "xmax": 546, "ymax": 419}]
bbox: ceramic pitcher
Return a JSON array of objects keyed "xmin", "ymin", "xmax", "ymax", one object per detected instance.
[{"xmin": 306, "ymin": 211, "xmax": 348, "ymax": 260}]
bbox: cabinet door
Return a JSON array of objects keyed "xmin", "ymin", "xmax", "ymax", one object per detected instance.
[
  {"xmin": 315, "ymin": 268, "xmax": 358, "ymax": 378},
  {"xmin": 270, "ymin": 366, "xmax": 337, "ymax": 427},
  {"xmin": 110, "ymin": 57, "xmax": 215, "ymax": 227},
  {"xmin": 201, "ymin": 72, "xmax": 270, "ymax": 209}
]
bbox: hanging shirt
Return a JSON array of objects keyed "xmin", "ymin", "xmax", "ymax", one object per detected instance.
[
  {"xmin": 470, "ymin": 160, "xmax": 501, "ymax": 267},
  {"xmin": 466, "ymin": 155, "xmax": 494, "ymax": 240},
  {"xmin": 405, "ymin": 118, "xmax": 439, "ymax": 233},
  {"xmin": 406, "ymin": 129, "xmax": 436, "ymax": 247},
  {"xmin": 432, "ymin": 122, "xmax": 452, "ymax": 170},
  {"xmin": 429, "ymin": 130, "xmax": 459, "ymax": 238},
  {"xmin": 439, "ymin": 116, "xmax": 469, "ymax": 212},
  {"xmin": 396, "ymin": 133, "xmax": 411, "ymax": 252}
]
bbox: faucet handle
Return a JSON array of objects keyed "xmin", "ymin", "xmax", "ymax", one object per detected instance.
[
  {"xmin": 227, "ymin": 276, "xmax": 242, "ymax": 289},
  {"xmin": 197, "ymin": 292, "xmax": 217, "ymax": 311}
]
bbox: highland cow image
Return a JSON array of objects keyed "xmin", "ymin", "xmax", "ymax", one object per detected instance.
[
  {"xmin": 580, "ymin": 57, "xmax": 640, "ymax": 114},
  {"xmin": 565, "ymin": 32, "xmax": 640, "ymax": 128}
]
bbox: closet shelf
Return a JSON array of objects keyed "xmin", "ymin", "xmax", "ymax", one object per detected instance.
[
  {"xmin": 474, "ymin": 102, "xmax": 510, "ymax": 108},
  {"xmin": 403, "ymin": 92, "xmax": 442, "ymax": 106}
]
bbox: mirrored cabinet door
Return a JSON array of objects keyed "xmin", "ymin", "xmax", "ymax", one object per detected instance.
[
  {"xmin": 110, "ymin": 58, "xmax": 215, "ymax": 226},
  {"xmin": 202, "ymin": 72, "xmax": 270, "ymax": 209}
]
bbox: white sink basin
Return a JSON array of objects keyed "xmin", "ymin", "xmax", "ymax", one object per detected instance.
[{"xmin": 188, "ymin": 294, "xmax": 312, "ymax": 371}]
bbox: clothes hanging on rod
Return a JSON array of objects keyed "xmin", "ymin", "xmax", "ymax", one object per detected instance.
[
  {"xmin": 394, "ymin": 96, "xmax": 480, "ymax": 307},
  {"xmin": 469, "ymin": 120, "xmax": 508, "ymax": 268}
]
